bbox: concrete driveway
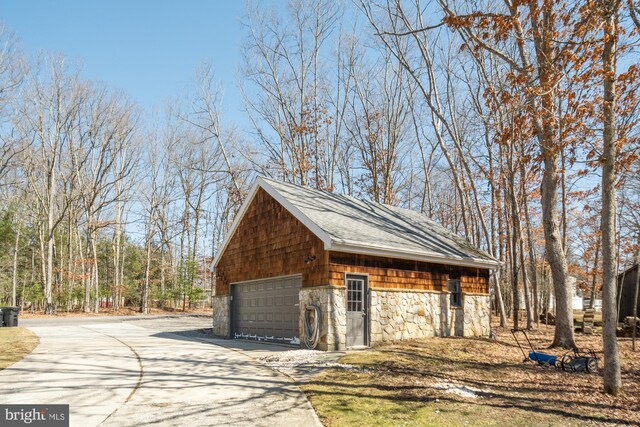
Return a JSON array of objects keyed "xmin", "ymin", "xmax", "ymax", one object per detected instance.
[{"xmin": 0, "ymin": 318, "xmax": 320, "ymax": 426}]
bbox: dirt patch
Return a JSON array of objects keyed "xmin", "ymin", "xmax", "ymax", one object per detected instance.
[{"xmin": 260, "ymin": 350, "xmax": 355, "ymax": 371}]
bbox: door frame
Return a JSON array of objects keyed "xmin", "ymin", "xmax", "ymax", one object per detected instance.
[{"xmin": 344, "ymin": 272, "xmax": 370, "ymax": 347}]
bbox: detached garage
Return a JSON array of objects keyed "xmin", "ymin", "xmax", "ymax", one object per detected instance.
[{"xmin": 212, "ymin": 177, "xmax": 498, "ymax": 351}]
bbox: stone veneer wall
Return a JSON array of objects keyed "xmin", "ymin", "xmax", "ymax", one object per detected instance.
[
  {"xmin": 299, "ymin": 287, "xmax": 346, "ymax": 351},
  {"xmin": 212, "ymin": 295, "xmax": 230, "ymax": 338},
  {"xmin": 215, "ymin": 287, "xmax": 490, "ymax": 348},
  {"xmin": 370, "ymin": 289, "xmax": 490, "ymax": 344},
  {"xmin": 461, "ymin": 294, "xmax": 491, "ymax": 337},
  {"xmin": 371, "ymin": 290, "xmax": 447, "ymax": 342}
]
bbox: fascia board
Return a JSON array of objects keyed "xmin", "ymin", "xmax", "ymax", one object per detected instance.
[{"xmin": 330, "ymin": 241, "xmax": 499, "ymax": 270}]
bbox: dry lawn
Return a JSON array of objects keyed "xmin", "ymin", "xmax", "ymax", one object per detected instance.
[
  {"xmin": 303, "ymin": 324, "xmax": 640, "ymax": 427},
  {"xmin": 0, "ymin": 327, "xmax": 39, "ymax": 370}
]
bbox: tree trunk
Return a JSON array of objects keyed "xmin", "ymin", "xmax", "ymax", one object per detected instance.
[
  {"xmin": 494, "ymin": 174, "xmax": 507, "ymax": 326},
  {"xmin": 525, "ymin": 2, "xmax": 576, "ymax": 348},
  {"xmin": 113, "ymin": 197, "xmax": 122, "ymax": 310},
  {"xmin": 43, "ymin": 186, "xmax": 57, "ymax": 316},
  {"xmin": 492, "ymin": 270, "xmax": 507, "ymax": 327},
  {"xmin": 561, "ymin": 145, "xmax": 568, "ymax": 254},
  {"xmin": 631, "ymin": 234, "xmax": 640, "ymax": 351},
  {"xmin": 525, "ymin": 225, "xmax": 539, "ymax": 326},
  {"xmin": 67, "ymin": 208, "xmax": 74, "ymax": 312},
  {"xmin": 11, "ymin": 219, "xmax": 22, "ymax": 307},
  {"xmin": 119, "ymin": 228, "xmax": 126, "ymax": 310},
  {"xmin": 590, "ymin": 232, "xmax": 601, "ymax": 309},
  {"xmin": 519, "ymin": 233, "xmax": 534, "ymax": 330},
  {"xmin": 541, "ymin": 152, "xmax": 575, "ymax": 348},
  {"xmin": 78, "ymin": 229, "xmax": 90, "ymax": 313},
  {"xmin": 160, "ymin": 247, "xmax": 166, "ymax": 307},
  {"xmin": 521, "ymin": 161, "xmax": 540, "ymax": 326},
  {"xmin": 91, "ymin": 232, "xmax": 100, "ymax": 313},
  {"xmin": 507, "ymin": 188, "xmax": 519, "ymax": 329},
  {"xmin": 601, "ymin": 0, "xmax": 622, "ymax": 395},
  {"xmin": 45, "ymin": 219, "xmax": 54, "ymax": 314},
  {"xmin": 142, "ymin": 229, "xmax": 151, "ymax": 315}
]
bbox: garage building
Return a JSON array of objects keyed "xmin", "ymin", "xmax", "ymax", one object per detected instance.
[{"xmin": 212, "ymin": 177, "xmax": 498, "ymax": 350}]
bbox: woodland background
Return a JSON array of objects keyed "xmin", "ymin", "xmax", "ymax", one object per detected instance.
[{"xmin": 0, "ymin": 0, "xmax": 638, "ymax": 333}]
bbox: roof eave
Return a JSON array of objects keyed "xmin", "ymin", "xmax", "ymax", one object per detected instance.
[{"xmin": 330, "ymin": 242, "xmax": 499, "ymax": 270}]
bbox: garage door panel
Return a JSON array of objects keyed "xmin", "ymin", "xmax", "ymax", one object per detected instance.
[{"xmin": 232, "ymin": 275, "xmax": 301, "ymax": 341}]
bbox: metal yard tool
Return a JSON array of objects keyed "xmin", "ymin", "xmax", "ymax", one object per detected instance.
[{"xmin": 511, "ymin": 328, "xmax": 599, "ymax": 373}]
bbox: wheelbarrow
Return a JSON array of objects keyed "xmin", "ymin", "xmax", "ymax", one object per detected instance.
[{"xmin": 511, "ymin": 328, "xmax": 599, "ymax": 373}]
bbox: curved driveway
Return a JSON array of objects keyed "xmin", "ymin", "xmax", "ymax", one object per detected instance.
[{"xmin": 0, "ymin": 319, "xmax": 319, "ymax": 426}]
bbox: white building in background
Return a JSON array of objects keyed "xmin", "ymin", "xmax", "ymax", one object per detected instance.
[
  {"xmin": 573, "ymin": 295, "xmax": 584, "ymax": 310},
  {"xmin": 546, "ymin": 276, "xmax": 602, "ymax": 313}
]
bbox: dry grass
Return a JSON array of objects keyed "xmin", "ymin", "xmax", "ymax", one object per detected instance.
[
  {"xmin": 303, "ymin": 324, "xmax": 640, "ymax": 426},
  {"xmin": 0, "ymin": 327, "xmax": 39, "ymax": 370}
]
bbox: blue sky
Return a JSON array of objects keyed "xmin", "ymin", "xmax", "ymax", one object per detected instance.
[{"xmin": 1, "ymin": 0, "xmax": 246, "ymax": 118}]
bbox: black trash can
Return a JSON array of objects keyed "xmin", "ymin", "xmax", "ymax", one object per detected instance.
[
  {"xmin": 0, "ymin": 308, "xmax": 3, "ymax": 327},
  {"xmin": 1, "ymin": 307, "xmax": 19, "ymax": 327}
]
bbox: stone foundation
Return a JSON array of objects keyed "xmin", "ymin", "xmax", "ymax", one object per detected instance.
[
  {"xmin": 372, "ymin": 290, "xmax": 445, "ymax": 342},
  {"xmin": 461, "ymin": 294, "xmax": 491, "ymax": 337},
  {"xmin": 214, "ymin": 287, "xmax": 490, "ymax": 349},
  {"xmin": 212, "ymin": 295, "xmax": 230, "ymax": 338},
  {"xmin": 299, "ymin": 287, "xmax": 346, "ymax": 351},
  {"xmin": 370, "ymin": 289, "xmax": 490, "ymax": 344}
]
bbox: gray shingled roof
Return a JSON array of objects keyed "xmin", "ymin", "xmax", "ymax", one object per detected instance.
[{"xmin": 262, "ymin": 177, "xmax": 497, "ymax": 268}]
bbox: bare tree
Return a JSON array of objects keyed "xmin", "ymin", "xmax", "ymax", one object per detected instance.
[
  {"xmin": 72, "ymin": 85, "xmax": 138, "ymax": 312},
  {"xmin": 431, "ymin": 0, "xmax": 604, "ymax": 348},
  {"xmin": 0, "ymin": 24, "xmax": 26, "ymax": 186},
  {"xmin": 241, "ymin": 0, "xmax": 340, "ymax": 188},
  {"xmin": 18, "ymin": 56, "xmax": 84, "ymax": 314},
  {"xmin": 600, "ymin": 0, "xmax": 622, "ymax": 396},
  {"xmin": 346, "ymin": 48, "xmax": 411, "ymax": 204}
]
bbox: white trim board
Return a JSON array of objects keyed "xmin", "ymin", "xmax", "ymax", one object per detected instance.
[{"xmin": 330, "ymin": 242, "xmax": 499, "ymax": 270}]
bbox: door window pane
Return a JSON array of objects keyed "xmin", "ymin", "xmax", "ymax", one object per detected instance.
[{"xmin": 347, "ymin": 279, "xmax": 364, "ymax": 312}]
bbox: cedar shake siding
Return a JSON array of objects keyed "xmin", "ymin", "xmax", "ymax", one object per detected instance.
[
  {"xmin": 328, "ymin": 252, "xmax": 490, "ymax": 294},
  {"xmin": 214, "ymin": 188, "xmax": 490, "ymax": 296},
  {"xmin": 214, "ymin": 188, "xmax": 328, "ymax": 295}
]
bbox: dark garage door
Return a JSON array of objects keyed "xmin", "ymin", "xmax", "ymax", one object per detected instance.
[{"xmin": 231, "ymin": 275, "xmax": 301, "ymax": 341}]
